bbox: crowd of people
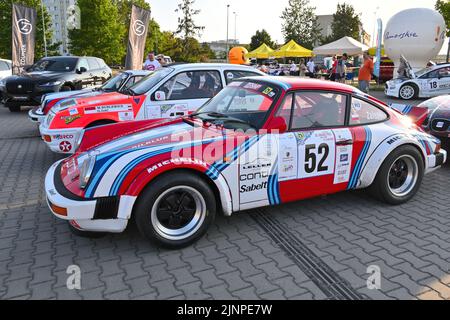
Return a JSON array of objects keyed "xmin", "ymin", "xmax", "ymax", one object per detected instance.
[
  {"xmin": 255, "ymin": 52, "xmax": 376, "ymax": 94},
  {"xmin": 141, "ymin": 50, "xmax": 376, "ymax": 95}
]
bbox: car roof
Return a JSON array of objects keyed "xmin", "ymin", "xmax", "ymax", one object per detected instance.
[
  {"xmin": 123, "ymin": 70, "xmax": 151, "ymax": 76},
  {"xmin": 0, "ymin": 58, "xmax": 12, "ymax": 63},
  {"xmin": 169, "ymin": 63, "xmax": 262, "ymax": 72},
  {"xmin": 239, "ymin": 76, "xmax": 358, "ymax": 93}
]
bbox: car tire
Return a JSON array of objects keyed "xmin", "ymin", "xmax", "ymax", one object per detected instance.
[
  {"xmin": 6, "ymin": 103, "xmax": 20, "ymax": 112},
  {"xmin": 370, "ymin": 145, "xmax": 424, "ymax": 205},
  {"xmin": 68, "ymin": 222, "xmax": 107, "ymax": 239},
  {"xmin": 134, "ymin": 172, "xmax": 216, "ymax": 249},
  {"xmin": 399, "ymin": 83, "xmax": 417, "ymax": 100},
  {"xmin": 60, "ymin": 85, "xmax": 72, "ymax": 92}
]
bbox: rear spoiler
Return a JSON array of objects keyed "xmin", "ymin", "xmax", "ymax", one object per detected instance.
[{"xmin": 389, "ymin": 103, "xmax": 430, "ymax": 126}]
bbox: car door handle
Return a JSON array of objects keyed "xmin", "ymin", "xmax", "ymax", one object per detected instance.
[{"xmin": 336, "ymin": 139, "xmax": 354, "ymax": 146}]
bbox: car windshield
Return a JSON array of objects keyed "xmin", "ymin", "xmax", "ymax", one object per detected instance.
[
  {"xmin": 28, "ymin": 58, "xmax": 78, "ymax": 72},
  {"xmin": 192, "ymin": 80, "xmax": 279, "ymax": 130},
  {"xmin": 416, "ymin": 67, "xmax": 433, "ymax": 78},
  {"xmin": 101, "ymin": 72, "xmax": 128, "ymax": 91},
  {"xmin": 129, "ymin": 67, "xmax": 174, "ymax": 95}
]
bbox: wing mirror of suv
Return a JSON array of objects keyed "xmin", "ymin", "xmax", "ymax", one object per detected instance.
[
  {"xmin": 77, "ymin": 67, "xmax": 87, "ymax": 74},
  {"xmin": 154, "ymin": 91, "xmax": 166, "ymax": 101},
  {"xmin": 267, "ymin": 116, "xmax": 287, "ymax": 134}
]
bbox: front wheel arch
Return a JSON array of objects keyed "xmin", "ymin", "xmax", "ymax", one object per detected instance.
[
  {"xmin": 132, "ymin": 168, "xmax": 223, "ymax": 217},
  {"xmin": 399, "ymin": 83, "xmax": 419, "ymax": 100},
  {"xmin": 85, "ymin": 119, "xmax": 116, "ymax": 129}
]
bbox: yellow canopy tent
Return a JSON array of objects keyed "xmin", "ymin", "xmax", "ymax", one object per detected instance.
[
  {"xmin": 368, "ymin": 46, "xmax": 386, "ymax": 57},
  {"xmin": 273, "ymin": 40, "xmax": 313, "ymax": 58},
  {"xmin": 245, "ymin": 44, "xmax": 275, "ymax": 59}
]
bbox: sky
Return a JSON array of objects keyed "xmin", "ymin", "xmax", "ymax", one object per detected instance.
[{"xmin": 149, "ymin": 0, "xmax": 437, "ymax": 44}]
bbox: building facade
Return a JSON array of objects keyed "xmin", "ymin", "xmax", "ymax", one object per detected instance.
[{"xmin": 43, "ymin": 0, "xmax": 76, "ymax": 55}]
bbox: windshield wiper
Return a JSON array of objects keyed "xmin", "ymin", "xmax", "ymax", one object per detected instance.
[
  {"xmin": 189, "ymin": 111, "xmax": 228, "ymax": 119},
  {"xmin": 211, "ymin": 117, "xmax": 256, "ymax": 130}
]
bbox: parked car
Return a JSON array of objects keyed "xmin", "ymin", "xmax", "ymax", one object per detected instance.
[
  {"xmin": 28, "ymin": 70, "xmax": 150, "ymax": 124},
  {"xmin": 0, "ymin": 58, "xmax": 12, "ymax": 103},
  {"xmin": 385, "ymin": 60, "xmax": 450, "ymax": 100},
  {"xmin": 39, "ymin": 63, "xmax": 265, "ymax": 154},
  {"xmin": 390, "ymin": 95, "xmax": 450, "ymax": 145},
  {"xmin": 0, "ymin": 56, "xmax": 112, "ymax": 112},
  {"xmin": 0, "ymin": 58, "xmax": 12, "ymax": 80},
  {"xmin": 45, "ymin": 77, "xmax": 447, "ymax": 248}
]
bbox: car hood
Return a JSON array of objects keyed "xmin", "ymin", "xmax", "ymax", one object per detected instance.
[
  {"xmin": 68, "ymin": 92, "xmax": 131, "ymax": 109},
  {"xmin": 5, "ymin": 71, "xmax": 69, "ymax": 82},
  {"xmin": 81, "ymin": 118, "xmax": 225, "ymax": 156}
]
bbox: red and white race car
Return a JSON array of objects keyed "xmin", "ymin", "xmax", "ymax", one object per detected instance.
[
  {"xmin": 29, "ymin": 70, "xmax": 150, "ymax": 124},
  {"xmin": 39, "ymin": 63, "xmax": 264, "ymax": 154},
  {"xmin": 45, "ymin": 77, "xmax": 447, "ymax": 248}
]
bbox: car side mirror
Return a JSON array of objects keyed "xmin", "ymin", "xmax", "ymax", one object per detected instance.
[
  {"xmin": 267, "ymin": 116, "xmax": 287, "ymax": 134},
  {"xmin": 77, "ymin": 67, "xmax": 87, "ymax": 74},
  {"xmin": 154, "ymin": 91, "xmax": 166, "ymax": 101}
]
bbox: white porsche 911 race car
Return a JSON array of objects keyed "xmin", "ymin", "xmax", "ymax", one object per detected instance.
[{"xmin": 385, "ymin": 62, "xmax": 450, "ymax": 100}]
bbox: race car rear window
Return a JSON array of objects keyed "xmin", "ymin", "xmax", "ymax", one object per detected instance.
[{"xmin": 350, "ymin": 98, "xmax": 388, "ymax": 125}]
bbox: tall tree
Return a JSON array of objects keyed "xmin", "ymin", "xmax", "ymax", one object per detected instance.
[
  {"xmin": 69, "ymin": 0, "xmax": 126, "ymax": 65},
  {"xmin": 436, "ymin": 0, "xmax": 450, "ymax": 36},
  {"xmin": 326, "ymin": 3, "xmax": 361, "ymax": 43},
  {"xmin": 249, "ymin": 29, "xmax": 276, "ymax": 51},
  {"xmin": 281, "ymin": 0, "xmax": 321, "ymax": 49},
  {"xmin": 0, "ymin": 0, "xmax": 58, "ymax": 60},
  {"xmin": 175, "ymin": 0, "xmax": 205, "ymax": 39}
]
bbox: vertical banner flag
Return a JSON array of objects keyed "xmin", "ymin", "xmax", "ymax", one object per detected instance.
[
  {"xmin": 12, "ymin": 3, "xmax": 37, "ymax": 74},
  {"xmin": 125, "ymin": 5, "xmax": 151, "ymax": 70},
  {"xmin": 374, "ymin": 18, "xmax": 383, "ymax": 78}
]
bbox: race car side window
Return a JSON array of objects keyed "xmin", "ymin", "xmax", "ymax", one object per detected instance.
[
  {"xmin": 349, "ymin": 98, "xmax": 388, "ymax": 125},
  {"xmin": 157, "ymin": 70, "xmax": 223, "ymax": 100},
  {"xmin": 288, "ymin": 91, "xmax": 347, "ymax": 130},
  {"xmin": 224, "ymin": 70, "xmax": 262, "ymax": 84}
]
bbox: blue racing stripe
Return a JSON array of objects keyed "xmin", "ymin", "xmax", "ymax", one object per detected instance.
[{"xmin": 348, "ymin": 127, "xmax": 372, "ymax": 190}]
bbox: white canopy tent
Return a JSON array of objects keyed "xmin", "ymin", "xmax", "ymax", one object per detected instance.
[{"xmin": 313, "ymin": 36, "xmax": 369, "ymax": 56}]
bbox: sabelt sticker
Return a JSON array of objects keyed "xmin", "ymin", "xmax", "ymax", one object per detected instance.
[
  {"xmin": 84, "ymin": 105, "xmax": 133, "ymax": 114},
  {"xmin": 118, "ymin": 111, "xmax": 134, "ymax": 121},
  {"xmin": 69, "ymin": 108, "xmax": 78, "ymax": 116},
  {"xmin": 227, "ymin": 73, "xmax": 234, "ymax": 79}
]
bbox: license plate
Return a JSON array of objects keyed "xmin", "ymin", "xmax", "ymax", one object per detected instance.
[{"xmin": 12, "ymin": 96, "xmax": 28, "ymax": 101}]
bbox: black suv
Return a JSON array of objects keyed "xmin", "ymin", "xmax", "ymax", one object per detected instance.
[{"xmin": 0, "ymin": 56, "xmax": 112, "ymax": 112}]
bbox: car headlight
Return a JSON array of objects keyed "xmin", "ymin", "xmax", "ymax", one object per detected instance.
[
  {"xmin": 54, "ymin": 99, "xmax": 78, "ymax": 112},
  {"xmin": 39, "ymin": 81, "xmax": 62, "ymax": 87},
  {"xmin": 79, "ymin": 155, "xmax": 96, "ymax": 189}
]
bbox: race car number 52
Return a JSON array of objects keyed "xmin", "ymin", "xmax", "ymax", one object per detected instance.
[{"xmin": 304, "ymin": 143, "xmax": 330, "ymax": 174}]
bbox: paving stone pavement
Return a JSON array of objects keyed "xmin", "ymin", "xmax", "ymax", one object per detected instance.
[{"xmin": 0, "ymin": 105, "xmax": 449, "ymax": 300}]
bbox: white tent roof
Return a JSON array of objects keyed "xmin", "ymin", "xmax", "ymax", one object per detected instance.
[{"xmin": 313, "ymin": 36, "xmax": 369, "ymax": 56}]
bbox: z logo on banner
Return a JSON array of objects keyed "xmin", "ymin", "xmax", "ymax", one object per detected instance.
[
  {"xmin": 133, "ymin": 19, "xmax": 146, "ymax": 36},
  {"xmin": 17, "ymin": 18, "xmax": 33, "ymax": 35}
]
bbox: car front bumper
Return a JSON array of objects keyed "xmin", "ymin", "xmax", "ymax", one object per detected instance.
[
  {"xmin": 385, "ymin": 85, "xmax": 400, "ymax": 98},
  {"xmin": 39, "ymin": 125, "xmax": 84, "ymax": 154},
  {"xmin": 28, "ymin": 108, "xmax": 46, "ymax": 123},
  {"xmin": 1, "ymin": 84, "xmax": 63, "ymax": 106},
  {"xmin": 45, "ymin": 160, "xmax": 137, "ymax": 233}
]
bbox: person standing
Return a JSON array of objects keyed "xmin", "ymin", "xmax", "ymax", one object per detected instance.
[
  {"xmin": 143, "ymin": 52, "xmax": 161, "ymax": 71},
  {"xmin": 358, "ymin": 52, "xmax": 374, "ymax": 93},
  {"xmin": 329, "ymin": 56, "xmax": 337, "ymax": 81},
  {"xmin": 289, "ymin": 60, "xmax": 297, "ymax": 76},
  {"xmin": 336, "ymin": 53, "xmax": 348, "ymax": 83},
  {"xmin": 299, "ymin": 59, "xmax": 307, "ymax": 77},
  {"xmin": 306, "ymin": 58, "xmax": 315, "ymax": 78}
]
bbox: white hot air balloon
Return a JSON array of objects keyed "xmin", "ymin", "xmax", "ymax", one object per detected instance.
[{"xmin": 384, "ymin": 8, "xmax": 446, "ymax": 73}]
